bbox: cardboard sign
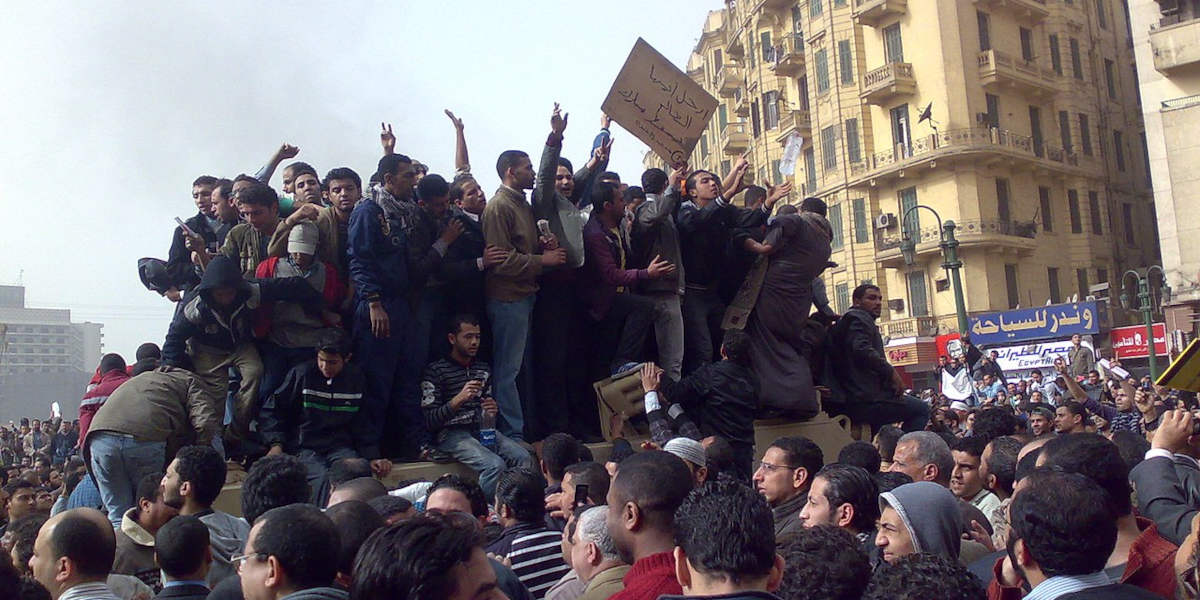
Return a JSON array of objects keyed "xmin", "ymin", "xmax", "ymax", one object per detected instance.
[
  {"xmin": 1158, "ymin": 337, "xmax": 1200, "ymax": 392},
  {"xmin": 602, "ymin": 38, "xmax": 719, "ymax": 166}
]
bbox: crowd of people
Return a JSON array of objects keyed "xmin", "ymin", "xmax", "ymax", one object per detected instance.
[{"xmin": 1, "ymin": 103, "xmax": 1198, "ymax": 600}]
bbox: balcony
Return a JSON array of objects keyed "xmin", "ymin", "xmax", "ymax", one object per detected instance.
[
  {"xmin": 861, "ymin": 62, "xmax": 916, "ymax": 105},
  {"xmin": 971, "ymin": 0, "xmax": 1048, "ymax": 22},
  {"xmin": 733, "ymin": 88, "xmax": 750, "ymax": 117},
  {"xmin": 763, "ymin": 0, "xmax": 794, "ymax": 10},
  {"xmin": 977, "ymin": 50, "xmax": 1059, "ymax": 99},
  {"xmin": 853, "ymin": 0, "xmax": 907, "ymax": 27},
  {"xmin": 721, "ymin": 121, "xmax": 751, "ymax": 154},
  {"xmin": 848, "ymin": 127, "xmax": 1085, "ymax": 184},
  {"xmin": 770, "ymin": 33, "xmax": 806, "ymax": 76},
  {"xmin": 716, "ymin": 65, "xmax": 743, "ymax": 98},
  {"xmin": 1151, "ymin": 17, "xmax": 1200, "ymax": 73},
  {"xmin": 775, "ymin": 105, "xmax": 811, "ymax": 142},
  {"xmin": 873, "ymin": 218, "xmax": 1039, "ymax": 267},
  {"xmin": 882, "ymin": 316, "xmax": 940, "ymax": 339}
]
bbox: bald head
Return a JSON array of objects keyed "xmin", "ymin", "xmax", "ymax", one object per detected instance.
[{"xmin": 31, "ymin": 508, "xmax": 115, "ymax": 596}]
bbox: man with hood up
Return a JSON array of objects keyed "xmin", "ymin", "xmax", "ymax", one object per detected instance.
[
  {"xmin": 875, "ymin": 481, "xmax": 963, "ymax": 566},
  {"xmin": 162, "ymin": 255, "xmax": 321, "ymax": 448}
]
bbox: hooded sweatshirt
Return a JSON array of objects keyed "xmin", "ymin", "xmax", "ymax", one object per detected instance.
[
  {"xmin": 879, "ymin": 481, "xmax": 962, "ymax": 560},
  {"xmin": 197, "ymin": 509, "xmax": 251, "ymax": 588}
]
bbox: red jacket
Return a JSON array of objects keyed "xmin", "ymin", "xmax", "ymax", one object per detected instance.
[
  {"xmin": 988, "ymin": 518, "xmax": 1177, "ymax": 600},
  {"xmin": 252, "ymin": 257, "xmax": 344, "ymax": 338},
  {"xmin": 609, "ymin": 551, "xmax": 683, "ymax": 600},
  {"xmin": 78, "ymin": 369, "xmax": 131, "ymax": 448}
]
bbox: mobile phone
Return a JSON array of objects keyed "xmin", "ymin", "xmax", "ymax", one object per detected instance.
[
  {"xmin": 574, "ymin": 484, "xmax": 590, "ymax": 509},
  {"xmin": 175, "ymin": 217, "xmax": 197, "ymax": 238}
]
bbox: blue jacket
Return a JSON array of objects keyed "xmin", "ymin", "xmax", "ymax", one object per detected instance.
[
  {"xmin": 347, "ymin": 198, "xmax": 410, "ymax": 303},
  {"xmin": 162, "ymin": 256, "xmax": 320, "ymax": 365}
]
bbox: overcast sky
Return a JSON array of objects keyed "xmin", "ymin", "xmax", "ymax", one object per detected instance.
[{"xmin": 0, "ymin": 1, "xmax": 719, "ymax": 359}]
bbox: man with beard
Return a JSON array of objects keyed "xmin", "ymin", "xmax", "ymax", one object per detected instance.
[{"xmin": 160, "ymin": 445, "xmax": 248, "ymax": 589}]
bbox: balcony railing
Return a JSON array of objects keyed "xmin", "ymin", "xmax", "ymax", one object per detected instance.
[
  {"xmin": 874, "ymin": 218, "xmax": 1039, "ymax": 254},
  {"xmin": 853, "ymin": 0, "xmax": 908, "ymax": 27},
  {"xmin": 771, "ymin": 33, "xmax": 805, "ymax": 75},
  {"xmin": 977, "ymin": 49, "xmax": 1058, "ymax": 98},
  {"xmin": 881, "ymin": 316, "xmax": 940, "ymax": 339},
  {"xmin": 721, "ymin": 121, "xmax": 750, "ymax": 154},
  {"xmin": 716, "ymin": 65, "xmax": 743, "ymax": 98},
  {"xmin": 861, "ymin": 62, "xmax": 916, "ymax": 104},
  {"xmin": 848, "ymin": 127, "xmax": 1077, "ymax": 179}
]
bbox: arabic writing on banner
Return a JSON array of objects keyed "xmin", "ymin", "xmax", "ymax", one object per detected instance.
[
  {"xmin": 992, "ymin": 340, "xmax": 1092, "ymax": 372},
  {"xmin": 968, "ymin": 301, "xmax": 1099, "ymax": 345},
  {"xmin": 601, "ymin": 38, "xmax": 720, "ymax": 166},
  {"xmin": 1110, "ymin": 323, "xmax": 1167, "ymax": 360}
]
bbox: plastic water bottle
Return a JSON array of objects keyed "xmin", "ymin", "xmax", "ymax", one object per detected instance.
[{"xmin": 479, "ymin": 408, "xmax": 497, "ymax": 451}]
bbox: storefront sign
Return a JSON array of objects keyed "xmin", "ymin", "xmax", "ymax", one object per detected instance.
[
  {"xmin": 991, "ymin": 339, "xmax": 1093, "ymax": 372},
  {"xmin": 885, "ymin": 338, "xmax": 938, "ymax": 369},
  {"xmin": 1110, "ymin": 323, "xmax": 1167, "ymax": 360},
  {"xmin": 968, "ymin": 301, "xmax": 1099, "ymax": 345}
]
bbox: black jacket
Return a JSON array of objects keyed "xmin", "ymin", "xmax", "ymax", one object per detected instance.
[
  {"xmin": 439, "ymin": 210, "xmax": 486, "ymax": 305},
  {"xmin": 659, "ymin": 360, "xmax": 759, "ymax": 449},
  {"xmin": 828, "ymin": 307, "xmax": 895, "ymax": 405},
  {"xmin": 677, "ymin": 198, "xmax": 767, "ymax": 288},
  {"xmin": 153, "ymin": 583, "xmax": 210, "ymax": 600},
  {"xmin": 161, "ymin": 256, "xmax": 321, "ymax": 365},
  {"xmin": 258, "ymin": 360, "xmax": 375, "ymax": 459},
  {"xmin": 166, "ymin": 212, "xmax": 224, "ymax": 291},
  {"xmin": 1129, "ymin": 454, "xmax": 1200, "ymax": 545}
]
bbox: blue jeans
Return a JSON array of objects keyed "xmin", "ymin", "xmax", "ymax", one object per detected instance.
[
  {"xmin": 297, "ymin": 447, "xmax": 359, "ymax": 507},
  {"xmin": 87, "ymin": 432, "xmax": 166, "ymax": 528},
  {"xmin": 438, "ymin": 428, "xmax": 534, "ymax": 498},
  {"xmin": 354, "ymin": 298, "xmax": 430, "ymax": 458},
  {"xmin": 486, "ymin": 296, "xmax": 535, "ymax": 440}
]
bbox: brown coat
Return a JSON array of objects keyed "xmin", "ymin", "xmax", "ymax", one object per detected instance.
[{"xmin": 483, "ymin": 186, "xmax": 544, "ymax": 301}]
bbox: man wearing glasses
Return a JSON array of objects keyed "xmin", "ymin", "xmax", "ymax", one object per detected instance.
[
  {"xmin": 751, "ymin": 436, "xmax": 824, "ymax": 549},
  {"xmin": 234, "ymin": 503, "xmax": 345, "ymax": 600}
]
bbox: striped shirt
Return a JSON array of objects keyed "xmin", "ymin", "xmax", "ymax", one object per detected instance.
[
  {"xmin": 1024, "ymin": 572, "xmax": 1111, "ymax": 600},
  {"xmin": 421, "ymin": 357, "xmax": 491, "ymax": 439},
  {"xmin": 487, "ymin": 522, "xmax": 570, "ymax": 599}
]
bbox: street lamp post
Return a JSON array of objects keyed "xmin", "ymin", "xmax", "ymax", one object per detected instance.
[
  {"xmin": 1120, "ymin": 266, "xmax": 1171, "ymax": 379},
  {"xmin": 898, "ymin": 205, "xmax": 969, "ymax": 336}
]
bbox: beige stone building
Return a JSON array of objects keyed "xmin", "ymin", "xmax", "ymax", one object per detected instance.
[
  {"xmin": 659, "ymin": 0, "xmax": 1158, "ymax": 370},
  {"xmin": 1129, "ymin": 0, "xmax": 1200, "ymax": 342}
]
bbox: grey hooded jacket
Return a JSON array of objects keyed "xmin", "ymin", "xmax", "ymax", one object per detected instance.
[{"xmin": 879, "ymin": 481, "xmax": 963, "ymax": 560}]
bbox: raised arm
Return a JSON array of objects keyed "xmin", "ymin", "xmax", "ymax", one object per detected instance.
[
  {"xmin": 380, "ymin": 122, "xmax": 395, "ymax": 157},
  {"xmin": 254, "ymin": 143, "xmax": 299, "ymax": 184},
  {"xmin": 534, "ymin": 104, "xmax": 567, "ymax": 216},
  {"xmin": 444, "ymin": 110, "xmax": 470, "ymax": 174},
  {"xmin": 722, "ymin": 152, "xmax": 751, "ymax": 199}
]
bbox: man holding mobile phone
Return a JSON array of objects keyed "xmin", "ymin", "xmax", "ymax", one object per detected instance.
[{"xmin": 421, "ymin": 314, "xmax": 534, "ymax": 498}]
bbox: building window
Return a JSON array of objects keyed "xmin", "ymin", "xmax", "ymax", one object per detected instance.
[
  {"xmin": 1104, "ymin": 59, "xmax": 1117, "ymax": 98},
  {"xmin": 804, "ymin": 147, "xmax": 817, "ymax": 192},
  {"xmin": 1049, "ymin": 34, "xmax": 1062, "ymax": 75},
  {"xmin": 1048, "ymin": 267, "xmax": 1062, "ymax": 304},
  {"xmin": 1020, "ymin": 28, "xmax": 1034, "ymax": 61},
  {"xmin": 978, "ymin": 12, "xmax": 991, "ymax": 51},
  {"xmin": 1088, "ymin": 191, "xmax": 1103, "ymax": 235},
  {"xmin": 748, "ymin": 34, "xmax": 756, "ymax": 68},
  {"xmin": 1029, "ymin": 106, "xmax": 1044, "ymax": 158},
  {"xmin": 1097, "ymin": 0, "xmax": 1108, "ymax": 29},
  {"xmin": 713, "ymin": 49, "xmax": 723, "ymax": 71},
  {"xmin": 1005, "ymin": 264, "xmax": 1020, "ymax": 308},
  {"xmin": 799, "ymin": 76, "xmax": 810, "ymax": 110},
  {"xmin": 1097, "ymin": 268, "xmax": 1108, "ymax": 284},
  {"xmin": 1122, "ymin": 203, "xmax": 1136, "ymax": 245},
  {"xmin": 838, "ymin": 40, "xmax": 854, "ymax": 85},
  {"xmin": 853, "ymin": 197, "xmax": 869, "ymax": 243},
  {"xmin": 761, "ymin": 31, "xmax": 774, "ymax": 62},
  {"xmin": 1113, "ymin": 130, "xmax": 1125, "ymax": 171},
  {"xmin": 908, "ymin": 271, "xmax": 929, "ymax": 317},
  {"xmin": 845, "ymin": 118, "xmax": 861, "ymax": 163},
  {"xmin": 821, "ymin": 126, "xmax": 838, "ymax": 171},
  {"xmin": 1068, "ymin": 189, "xmax": 1082, "ymax": 233},
  {"xmin": 764, "ymin": 90, "xmax": 779, "ymax": 129},
  {"xmin": 884, "ymin": 24, "xmax": 904, "ymax": 62},
  {"xmin": 830, "ymin": 203, "xmax": 844, "ymax": 250},
  {"xmin": 751, "ymin": 101, "xmax": 761, "ymax": 138},
  {"xmin": 700, "ymin": 133, "xmax": 709, "ymax": 157},
  {"xmin": 891, "ymin": 104, "xmax": 911, "ymax": 154},
  {"xmin": 1059, "ymin": 111, "xmax": 1072, "ymax": 153},
  {"xmin": 996, "ymin": 178, "xmax": 1011, "ymax": 223},
  {"xmin": 1039, "ymin": 187, "xmax": 1053, "ymax": 232},
  {"xmin": 811, "ymin": 0, "xmax": 824, "ymax": 17},
  {"xmin": 771, "ymin": 160, "xmax": 782, "ymax": 185},
  {"xmin": 816, "ymin": 48, "xmax": 830, "ymax": 93},
  {"xmin": 1141, "ymin": 132, "xmax": 1152, "ymax": 187},
  {"xmin": 835, "ymin": 282, "xmax": 850, "ymax": 313},
  {"xmin": 1076, "ymin": 269, "xmax": 1089, "ymax": 299},
  {"xmin": 899, "ymin": 186, "xmax": 918, "ymax": 232},
  {"xmin": 792, "ymin": 6, "xmax": 803, "ymax": 32},
  {"xmin": 986, "ymin": 94, "xmax": 1000, "ymax": 128},
  {"xmin": 1079, "ymin": 114, "xmax": 1092, "ymax": 155},
  {"xmin": 1070, "ymin": 38, "xmax": 1083, "ymax": 80},
  {"xmin": 718, "ymin": 104, "xmax": 728, "ymax": 130}
]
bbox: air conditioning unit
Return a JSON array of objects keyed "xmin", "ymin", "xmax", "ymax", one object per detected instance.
[{"xmin": 875, "ymin": 213, "xmax": 896, "ymax": 229}]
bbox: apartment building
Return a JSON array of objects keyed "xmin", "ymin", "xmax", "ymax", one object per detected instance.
[
  {"xmin": 663, "ymin": 0, "xmax": 1158, "ymax": 366},
  {"xmin": 1129, "ymin": 0, "xmax": 1200, "ymax": 342}
]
